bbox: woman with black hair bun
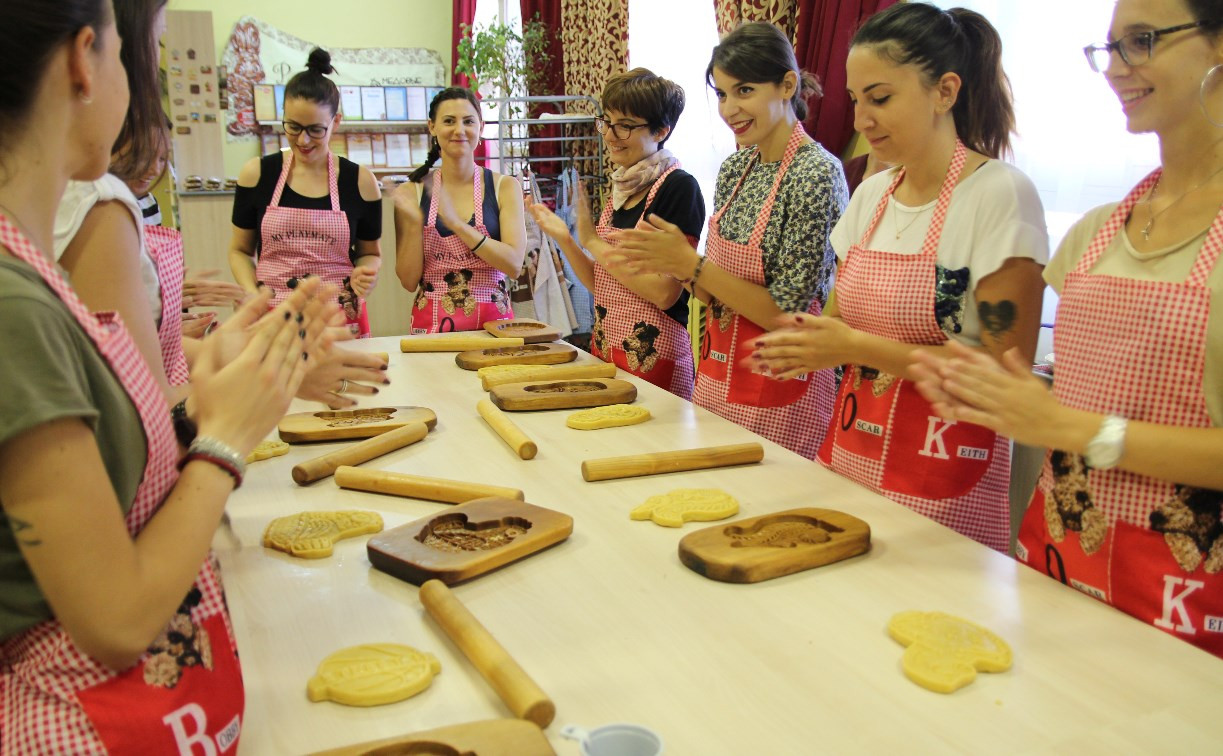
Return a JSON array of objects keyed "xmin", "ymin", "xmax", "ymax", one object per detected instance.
[
  {"xmin": 612, "ymin": 22, "xmax": 847, "ymax": 459},
  {"xmin": 752, "ymin": 3, "xmax": 1049, "ymax": 552},
  {"xmin": 393, "ymin": 87, "xmax": 527, "ymax": 333},
  {"xmin": 230, "ymin": 47, "xmax": 384, "ymax": 339}
]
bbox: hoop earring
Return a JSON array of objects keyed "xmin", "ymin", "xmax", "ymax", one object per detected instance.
[{"xmin": 1199, "ymin": 64, "xmax": 1223, "ymax": 128}]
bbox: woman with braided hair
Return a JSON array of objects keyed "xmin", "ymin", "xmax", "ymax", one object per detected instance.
[{"xmin": 393, "ymin": 87, "xmax": 527, "ymax": 333}]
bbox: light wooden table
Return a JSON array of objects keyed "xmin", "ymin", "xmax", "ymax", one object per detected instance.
[{"xmin": 216, "ymin": 336, "xmax": 1222, "ymax": 755}]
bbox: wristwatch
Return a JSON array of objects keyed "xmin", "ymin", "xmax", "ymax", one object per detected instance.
[{"xmin": 1084, "ymin": 415, "xmax": 1127, "ymax": 470}]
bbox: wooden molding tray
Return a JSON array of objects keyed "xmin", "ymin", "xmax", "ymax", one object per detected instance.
[
  {"xmin": 485, "ymin": 318, "xmax": 562, "ymax": 343},
  {"xmin": 678, "ymin": 508, "xmax": 870, "ymax": 583},
  {"xmin": 490, "ymin": 378, "xmax": 637, "ymax": 411},
  {"xmin": 311, "ymin": 718, "xmax": 555, "ymax": 756},
  {"xmin": 368, "ymin": 497, "xmax": 573, "ymax": 586},
  {"xmin": 455, "ymin": 342, "xmax": 578, "ymax": 370},
  {"xmin": 279, "ymin": 406, "xmax": 438, "ymax": 443}
]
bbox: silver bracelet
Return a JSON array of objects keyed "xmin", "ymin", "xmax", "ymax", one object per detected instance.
[{"xmin": 179, "ymin": 435, "xmax": 247, "ymax": 488}]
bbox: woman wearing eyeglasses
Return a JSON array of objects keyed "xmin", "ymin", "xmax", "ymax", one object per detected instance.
[
  {"xmin": 610, "ymin": 24, "xmax": 847, "ymax": 458},
  {"xmin": 230, "ymin": 47, "xmax": 383, "ymax": 338},
  {"xmin": 527, "ymin": 68, "xmax": 704, "ymax": 398},
  {"xmin": 393, "ymin": 87, "xmax": 526, "ymax": 334},
  {"xmin": 912, "ymin": 0, "xmax": 1223, "ymax": 656}
]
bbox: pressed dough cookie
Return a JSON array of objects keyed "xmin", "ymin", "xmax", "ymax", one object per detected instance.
[
  {"xmin": 566, "ymin": 404, "xmax": 651, "ymax": 430},
  {"xmin": 262, "ymin": 510, "xmax": 384, "ymax": 558},
  {"xmin": 246, "ymin": 439, "xmax": 289, "ymax": 463},
  {"xmin": 630, "ymin": 489, "xmax": 739, "ymax": 528},
  {"xmin": 887, "ymin": 611, "xmax": 1012, "ymax": 693},
  {"xmin": 307, "ymin": 643, "xmax": 441, "ymax": 706}
]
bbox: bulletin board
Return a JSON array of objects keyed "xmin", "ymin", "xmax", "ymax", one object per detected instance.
[
  {"xmin": 222, "ymin": 16, "xmax": 446, "ymax": 142},
  {"xmin": 164, "ymin": 10, "xmax": 226, "ymax": 189}
]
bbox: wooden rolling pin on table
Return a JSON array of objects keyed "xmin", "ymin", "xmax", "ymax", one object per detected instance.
[
  {"xmin": 401, "ymin": 335, "xmax": 523, "ymax": 352},
  {"xmin": 476, "ymin": 399, "xmax": 538, "ymax": 459},
  {"xmin": 334, "ymin": 466, "xmax": 525, "ymax": 503},
  {"xmin": 581, "ymin": 442, "xmax": 764, "ymax": 481},
  {"xmin": 420, "ymin": 580, "xmax": 555, "ymax": 728},
  {"xmin": 291, "ymin": 422, "xmax": 429, "ymax": 485}
]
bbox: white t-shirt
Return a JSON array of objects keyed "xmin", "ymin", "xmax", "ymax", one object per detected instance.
[
  {"xmin": 831, "ymin": 159, "xmax": 1049, "ymax": 346},
  {"xmin": 1046, "ymin": 202, "xmax": 1223, "ymax": 425},
  {"xmin": 54, "ymin": 174, "xmax": 162, "ymax": 325}
]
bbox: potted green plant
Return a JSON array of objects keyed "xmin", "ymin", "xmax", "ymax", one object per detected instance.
[{"xmin": 455, "ymin": 14, "xmax": 553, "ymax": 110}]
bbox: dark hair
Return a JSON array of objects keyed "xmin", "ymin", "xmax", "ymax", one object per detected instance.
[
  {"xmin": 853, "ymin": 3, "xmax": 1014, "ymax": 159},
  {"xmin": 109, "ymin": 0, "xmax": 169, "ymax": 183},
  {"xmin": 285, "ymin": 48, "xmax": 341, "ymax": 116},
  {"xmin": 706, "ymin": 22, "xmax": 822, "ymax": 121},
  {"xmin": 408, "ymin": 87, "xmax": 482, "ymax": 183},
  {"xmin": 602, "ymin": 68, "xmax": 686, "ymax": 148},
  {"xmin": 1185, "ymin": 0, "xmax": 1223, "ymax": 36},
  {"xmin": 0, "ymin": 0, "xmax": 113, "ymax": 164}
]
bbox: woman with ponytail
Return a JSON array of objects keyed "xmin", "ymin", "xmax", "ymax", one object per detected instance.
[
  {"xmin": 752, "ymin": 3, "xmax": 1048, "ymax": 552},
  {"xmin": 393, "ymin": 87, "xmax": 526, "ymax": 333},
  {"xmin": 612, "ymin": 22, "xmax": 847, "ymax": 459},
  {"xmin": 230, "ymin": 47, "xmax": 384, "ymax": 339},
  {"xmin": 912, "ymin": 0, "xmax": 1223, "ymax": 656}
]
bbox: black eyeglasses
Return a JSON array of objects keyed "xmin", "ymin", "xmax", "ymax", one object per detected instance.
[
  {"xmin": 1084, "ymin": 20, "xmax": 1214, "ymax": 73},
  {"xmin": 594, "ymin": 117, "xmax": 650, "ymax": 139},
  {"xmin": 282, "ymin": 119, "xmax": 332, "ymax": 139}
]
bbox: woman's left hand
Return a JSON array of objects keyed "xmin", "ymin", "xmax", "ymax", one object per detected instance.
[
  {"xmin": 747, "ymin": 313, "xmax": 855, "ymax": 378},
  {"xmin": 350, "ymin": 265, "xmax": 378, "ymax": 298},
  {"xmin": 435, "ymin": 184, "xmax": 465, "ymax": 231},
  {"xmin": 910, "ymin": 340, "xmax": 1058, "ymax": 446},
  {"xmin": 183, "ymin": 269, "xmax": 247, "ymax": 309},
  {"xmin": 180, "ymin": 311, "xmax": 217, "ymax": 340},
  {"xmin": 296, "ymin": 349, "xmax": 389, "ymax": 409},
  {"xmin": 608, "ymin": 214, "xmax": 699, "ymax": 279}
]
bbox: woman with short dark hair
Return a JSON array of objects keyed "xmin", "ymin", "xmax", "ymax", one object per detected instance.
[{"xmin": 529, "ymin": 67, "xmax": 705, "ymax": 398}]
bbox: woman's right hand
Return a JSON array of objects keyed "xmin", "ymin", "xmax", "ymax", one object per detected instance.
[
  {"xmin": 296, "ymin": 348, "xmax": 389, "ymax": 409},
  {"xmin": 525, "ymin": 195, "xmax": 572, "ymax": 243},
  {"xmin": 189, "ymin": 279, "xmax": 337, "ymax": 454},
  {"xmin": 393, "ymin": 182, "xmax": 423, "ymax": 227}
]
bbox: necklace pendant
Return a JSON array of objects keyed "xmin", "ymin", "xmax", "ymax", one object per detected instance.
[{"xmin": 1141, "ymin": 219, "xmax": 1153, "ymax": 241}]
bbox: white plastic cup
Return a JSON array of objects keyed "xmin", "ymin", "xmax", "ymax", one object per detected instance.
[{"xmin": 560, "ymin": 723, "xmax": 664, "ymax": 756}]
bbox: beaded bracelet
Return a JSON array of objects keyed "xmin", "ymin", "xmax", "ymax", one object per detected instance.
[
  {"xmin": 178, "ymin": 436, "xmax": 246, "ymax": 489},
  {"xmin": 689, "ymin": 256, "xmax": 707, "ymax": 286}
]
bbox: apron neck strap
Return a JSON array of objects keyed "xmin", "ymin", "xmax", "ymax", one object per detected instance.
[
  {"xmin": 858, "ymin": 140, "xmax": 968, "ymax": 258},
  {"xmin": 429, "ymin": 166, "xmax": 484, "ymax": 228},
  {"xmin": 599, "ymin": 162, "xmax": 682, "ymax": 227},
  {"xmin": 712, "ymin": 121, "xmax": 808, "ymax": 243},
  {"xmin": 270, "ymin": 150, "xmax": 339, "ymax": 212}
]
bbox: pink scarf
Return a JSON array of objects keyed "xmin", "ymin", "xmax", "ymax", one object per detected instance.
[{"xmin": 610, "ymin": 149, "xmax": 677, "ymax": 210}]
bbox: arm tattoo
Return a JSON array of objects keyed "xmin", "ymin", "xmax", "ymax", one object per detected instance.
[
  {"xmin": 977, "ymin": 300, "xmax": 1017, "ymax": 343},
  {"xmin": 9, "ymin": 516, "xmax": 42, "ymax": 547}
]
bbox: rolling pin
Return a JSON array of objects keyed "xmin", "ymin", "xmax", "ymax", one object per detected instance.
[
  {"xmin": 291, "ymin": 422, "xmax": 429, "ymax": 485},
  {"xmin": 401, "ymin": 336, "xmax": 523, "ymax": 352},
  {"xmin": 581, "ymin": 442, "xmax": 764, "ymax": 482},
  {"xmin": 479, "ymin": 362, "xmax": 617, "ymax": 391},
  {"xmin": 335, "ymin": 466, "xmax": 524, "ymax": 503},
  {"xmin": 476, "ymin": 399, "xmax": 538, "ymax": 460},
  {"xmin": 419, "ymin": 580, "xmax": 555, "ymax": 728}
]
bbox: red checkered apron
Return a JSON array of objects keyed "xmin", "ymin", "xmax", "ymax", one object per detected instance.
[
  {"xmin": 256, "ymin": 151, "xmax": 370, "ymax": 338},
  {"xmin": 144, "ymin": 225, "xmax": 190, "ymax": 386},
  {"xmin": 693, "ymin": 122, "xmax": 836, "ymax": 459},
  {"xmin": 0, "ymin": 215, "xmax": 244, "ymax": 753},
  {"xmin": 1016, "ymin": 170, "xmax": 1223, "ymax": 656},
  {"xmin": 817, "ymin": 141, "xmax": 1012, "ymax": 552},
  {"xmin": 411, "ymin": 168, "xmax": 513, "ymax": 333},
  {"xmin": 592, "ymin": 164, "xmax": 695, "ymax": 399}
]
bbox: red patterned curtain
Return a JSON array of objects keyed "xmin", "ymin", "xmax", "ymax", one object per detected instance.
[
  {"xmin": 521, "ymin": 0, "xmax": 566, "ymax": 176},
  {"xmin": 713, "ymin": 0, "xmax": 796, "ymax": 37},
  {"xmin": 453, "ymin": 0, "xmax": 478, "ymax": 86},
  {"xmin": 795, "ymin": 0, "xmax": 899, "ymax": 156}
]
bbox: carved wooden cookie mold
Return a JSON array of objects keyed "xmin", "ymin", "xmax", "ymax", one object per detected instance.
[{"xmin": 417, "ymin": 514, "xmax": 533, "ymax": 553}]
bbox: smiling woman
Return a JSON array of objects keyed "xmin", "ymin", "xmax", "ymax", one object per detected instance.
[
  {"xmin": 750, "ymin": 2, "xmax": 1049, "ymax": 552},
  {"xmin": 393, "ymin": 87, "xmax": 527, "ymax": 334}
]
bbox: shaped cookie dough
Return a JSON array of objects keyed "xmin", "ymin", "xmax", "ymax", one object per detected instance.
[
  {"xmin": 246, "ymin": 439, "xmax": 289, "ymax": 464},
  {"xmin": 887, "ymin": 610, "xmax": 1012, "ymax": 693},
  {"xmin": 263, "ymin": 510, "xmax": 384, "ymax": 558},
  {"xmin": 566, "ymin": 404, "xmax": 651, "ymax": 430},
  {"xmin": 630, "ymin": 489, "xmax": 739, "ymax": 528},
  {"xmin": 307, "ymin": 643, "xmax": 441, "ymax": 706}
]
